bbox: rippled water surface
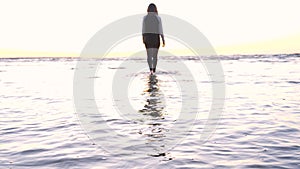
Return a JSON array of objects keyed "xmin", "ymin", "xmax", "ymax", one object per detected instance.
[{"xmin": 0, "ymin": 54, "xmax": 299, "ymax": 168}]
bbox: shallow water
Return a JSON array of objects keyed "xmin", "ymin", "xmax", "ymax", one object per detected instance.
[{"xmin": 0, "ymin": 54, "xmax": 300, "ymax": 168}]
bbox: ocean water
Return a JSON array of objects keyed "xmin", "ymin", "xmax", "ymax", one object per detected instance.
[{"xmin": 0, "ymin": 54, "xmax": 299, "ymax": 169}]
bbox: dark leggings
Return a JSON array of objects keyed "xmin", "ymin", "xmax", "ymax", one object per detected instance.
[{"xmin": 143, "ymin": 33, "xmax": 160, "ymax": 70}]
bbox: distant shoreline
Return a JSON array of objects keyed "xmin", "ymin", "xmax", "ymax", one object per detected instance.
[{"xmin": 0, "ymin": 53, "xmax": 299, "ymax": 61}]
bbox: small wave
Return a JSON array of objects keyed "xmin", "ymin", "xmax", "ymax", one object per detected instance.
[{"xmin": 287, "ymin": 81, "xmax": 300, "ymax": 84}]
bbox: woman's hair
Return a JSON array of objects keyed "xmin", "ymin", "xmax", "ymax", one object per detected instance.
[{"xmin": 147, "ymin": 3, "xmax": 158, "ymax": 13}]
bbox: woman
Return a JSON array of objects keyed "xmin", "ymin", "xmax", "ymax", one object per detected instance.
[{"xmin": 142, "ymin": 3, "xmax": 165, "ymax": 74}]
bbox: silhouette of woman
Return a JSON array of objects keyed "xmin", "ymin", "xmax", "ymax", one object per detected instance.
[{"xmin": 142, "ymin": 3, "xmax": 165, "ymax": 74}]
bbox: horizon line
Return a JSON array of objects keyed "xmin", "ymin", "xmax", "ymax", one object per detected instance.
[{"xmin": 0, "ymin": 52, "xmax": 299, "ymax": 60}]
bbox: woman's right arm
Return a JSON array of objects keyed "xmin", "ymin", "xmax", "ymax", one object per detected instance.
[
  {"xmin": 161, "ymin": 34, "xmax": 165, "ymax": 47},
  {"xmin": 158, "ymin": 17, "xmax": 165, "ymax": 47}
]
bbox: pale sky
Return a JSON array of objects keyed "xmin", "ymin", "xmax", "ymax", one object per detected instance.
[{"xmin": 1, "ymin": 0, "xmax": 300, "ymax": 57}]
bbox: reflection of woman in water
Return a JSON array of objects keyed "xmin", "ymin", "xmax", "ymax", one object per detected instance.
[
  {"xmin": 139, "ymin": 75, "xmax": 165, "ymax": 117},
  {"xmin": 142, "ymin": 3, "xmax": 165, "ymax": 75}
]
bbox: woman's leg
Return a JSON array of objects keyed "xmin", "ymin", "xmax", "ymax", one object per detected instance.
[
  {"xmin": 146, "ymin": 48, "xmax": 159, "ymax": 72},
  {"xmin": 152, "ymin": 48, "xmax": 158, "ymax": 72},
  {"xmin": 146, "ymin": 48, "xmax": 153, "ymax": 70}
]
